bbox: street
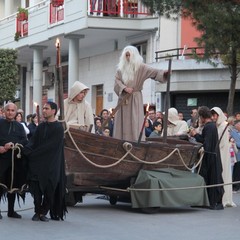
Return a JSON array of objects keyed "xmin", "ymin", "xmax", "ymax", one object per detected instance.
[{"xmin": 1, "ymin": 192, "xmax": 240, "ymax": 240}]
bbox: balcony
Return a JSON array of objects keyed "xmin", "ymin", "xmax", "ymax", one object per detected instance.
[
  {"xmin": 0, "ymin": 0, "xmax": 157, "ymax": 66},
  {"xmin": 89, "ymin": 0, "xmax": 150, "ymax": 17}
]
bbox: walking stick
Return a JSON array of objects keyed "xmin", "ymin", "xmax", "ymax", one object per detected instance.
[{"xmin": 163, "ymin": 58, "xmax": 172, "ymax": 143}]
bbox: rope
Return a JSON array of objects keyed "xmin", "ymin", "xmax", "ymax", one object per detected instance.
[
  {"xmin": 128, "ymin": 180, "xmax": 240, "ymax": 192},
  {"xmin": 100, "ymin": 180, "xmax": 240, "ymax": 193},
  {"xmin": 66, "ymin": 127, "xmax": 204, "ymax": 171},
  {"xmin": 0, "ymin": 143, "xmax": 26, "ymax": 194},
  {"xmin": 123, "ymin": 142, "xmax": 204, "ymax": 171},
  {"xmin": 66, "ymin": 128, "xmax": 132, "ymax": 168},
  {"xmin": 10, "ymin": 143, "xmax": 23, "ymax": 190}
]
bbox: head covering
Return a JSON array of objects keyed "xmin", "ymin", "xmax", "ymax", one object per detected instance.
[
  {"xmin": 167, "ymin": 108, "xmax": 179, "ymax": 125},
  {"xmin": 211, "ymin": 107, "xmax": 227, "ymax": 125},
  {"xmin": 68, "ymin": 81, "xmax": 89, "ymax": 103}
]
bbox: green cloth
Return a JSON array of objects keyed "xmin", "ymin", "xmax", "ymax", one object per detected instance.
[{"xmin": 130, "ymin": 168, "xmax": 210, "ymax": 208}]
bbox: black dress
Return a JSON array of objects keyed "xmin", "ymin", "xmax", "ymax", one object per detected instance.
[{"xmin": 194, "ymin": 121, "xmax": 224, "ymax": 207}]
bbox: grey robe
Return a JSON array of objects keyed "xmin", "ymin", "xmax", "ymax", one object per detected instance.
[{"xmin": 113, "ymin": 63, "xmax": 165, "ymax": 141}]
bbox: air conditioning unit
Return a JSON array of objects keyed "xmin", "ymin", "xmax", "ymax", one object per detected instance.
[{"xmin": 43, "ymin": 72, "xmax": 54, "ymax": 87}]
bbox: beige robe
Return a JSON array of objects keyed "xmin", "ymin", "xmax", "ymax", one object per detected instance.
[
  {"xmin": 59, "ymin": 81, "xmax": 94, "ymax": 132},
  {"xmin": 211, "ymin": 107, "xmax": 236, "ymax": 207},
  {"xmin": 113, "ymin": 63, "xmax": 165, "ymax": 141}
]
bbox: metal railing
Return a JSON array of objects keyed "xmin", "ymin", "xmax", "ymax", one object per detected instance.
[
  {"xmin": 89, "ymin": 0, "xmax": 151, "ymax": 17},
  {"xmin": 155, "ymin": 47, "xmax": 205, "ymax": 62}
]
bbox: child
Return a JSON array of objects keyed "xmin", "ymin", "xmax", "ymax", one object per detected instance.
[{"xmin": 149, "ymin": 121, "xmax": 162, "ymax": 137}]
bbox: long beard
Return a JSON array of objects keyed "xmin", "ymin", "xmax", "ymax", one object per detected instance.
[{"xmin": 121, "ymin": 62, "xmax": 140, "ymax": 85}]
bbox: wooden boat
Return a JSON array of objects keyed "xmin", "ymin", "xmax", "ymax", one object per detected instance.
[{"xmin": 64, "ymin": 128, "xmax": 202, "ymax": 205}]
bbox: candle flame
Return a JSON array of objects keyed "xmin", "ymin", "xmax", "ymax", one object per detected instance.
[
  {"xmin": 146, "ymin": 103, "xmax": 150, "ymax": 112},
  {"xmin": 55, "ymin": 38, "xmax": 60, "ymax": 48},
  {"xmin": 109, "ymin": 108, "xmax": 112, "ymax": 114},
  {"xmin": 33, "ymin": 102, "xmax": 38, "ymax": 107}
]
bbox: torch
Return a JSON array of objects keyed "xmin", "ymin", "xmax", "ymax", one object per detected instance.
[
  {"xmin": 137, "ymin": 103, "xmax": 150, "ymax": 144},
  {"xmin": 55, "ymin": 38, "xmax": 64, "ymax": 120},
  {"xmin": 34, "ymin": 102, "xmax": 40, "ymax": 124}
]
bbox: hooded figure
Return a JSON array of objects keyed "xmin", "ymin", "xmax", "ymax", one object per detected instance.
[
  {"xmin": 211, "ymin": 107, "xmax": 236, "ymax": 207},
  {"xmin": 165, "ymin": 108, "xmax": 188, "ymax": 136},
  {"xmin": 60, "ymin": 81, "xmax": 94, "ymax": 132}
]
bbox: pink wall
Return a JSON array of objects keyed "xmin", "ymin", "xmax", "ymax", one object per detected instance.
[{"xmin": 181, "ymin": 17, "xmax": 201, "ymax": 48}]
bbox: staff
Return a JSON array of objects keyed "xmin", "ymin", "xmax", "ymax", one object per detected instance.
[
  {"xmin": 100, "ymin": 93, "xmax": 131, "ymax": 131},
  {"xmin": 163, "ymin": 58, "xmax": 172, "ymax": 143}
]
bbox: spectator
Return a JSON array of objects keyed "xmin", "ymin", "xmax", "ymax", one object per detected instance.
[
  {"xmin": 149, "ymin": 121, "xmax": 162, "ymax": 137},
  {"xmin": 230, "ymin": 120, "xmax": 240, "ymax": 191},
  {"xmin": 178, "ymin": 112, "xmax": 186, "ymax": 121},
  {"xmin": 95, "ymin": 117, "xmax": 103, "ymax": 135},
  {"xmin": 15, "ymin": 112, "xmax": 30, "ymax": 137},
  {"xmin": 103, "ymin": 127, "xmax": 111, "ymax": 137},
  {"xmin": 27, "ymin": 113, "xmax": 38, "ymax": 140},
  {"xmin": 100, "ymin": 109, "xmax": 114, "ymax": 136},
  {"xmin": 187, "ymin": 108, "xmax": 198, "ymax": 128},
  {"xmin": 234, "ymin": 112, "xmax": 240, "ymax": 121},
  {"xmin": 156, "ymin": 111, "xmax": 163, "ymax": 121},
  {"xmin": 145, "ymin": 119, "xmax": 153, "ymax": 138}
]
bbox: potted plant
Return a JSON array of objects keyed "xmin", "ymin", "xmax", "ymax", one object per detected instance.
[
  {"xmin": 51, "ymin": 0, "xmax": 64, "ymax": 7},
  {"xmin": 17, "ymin": 7, "xmax": 28, "ymax": 21},
  {"xmin": 14, "ymin": 32, "xmax": 21, "ymax": 41}
]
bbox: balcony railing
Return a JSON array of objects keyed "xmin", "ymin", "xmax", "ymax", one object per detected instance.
[
  {"xmin": 49, "ymin": 2, "xmax": 64, "ymax": 25},
  {"xmin": 15, "ymin": 17, "xmax": 28, "ymax": 41},
  {"xmin": 89, "ymin": 0, "xmax": 151, "ymax": 17},
  {"xmin": 13, "ymin": 0, "xmax": 151, "ymax": 41},
  {"xmin": 155, "ymin": 47, "xmax": 205, "ymax": 61}
]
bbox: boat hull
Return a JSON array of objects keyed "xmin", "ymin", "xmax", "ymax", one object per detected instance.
[{"xmin": 64, "ymin": 128, "xmax": 202, "ymax": 188}]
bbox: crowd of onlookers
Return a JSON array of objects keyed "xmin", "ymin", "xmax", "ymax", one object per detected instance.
[
  {"xmin": 94, "ymin": 109, "xmax": 114, "ymax": 137},
  {"xmin": 144, "ymin": 106, "xmax": 240, "ymax": 208}
]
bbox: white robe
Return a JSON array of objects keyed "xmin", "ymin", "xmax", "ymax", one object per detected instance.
[
  {"xmin": 211, "ymin": 107, "xmax": 236, "ymax": 207},
  {"xmin": 58, "ymin": 81, "xmax": 94, "ymax": 132}
]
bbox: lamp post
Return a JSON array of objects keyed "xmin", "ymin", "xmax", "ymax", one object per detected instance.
[{"xmin": 55, "ymin": 38, "xmax": 64, "ymax": 120}]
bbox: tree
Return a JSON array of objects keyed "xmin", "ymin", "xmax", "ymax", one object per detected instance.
[
  {"xmin": 142, "ymin": 0, "xmax": 240, "ymax": 115},
  {"xmin": 0, "ymin": 49, "xmax": 18, "ymax": 105}
]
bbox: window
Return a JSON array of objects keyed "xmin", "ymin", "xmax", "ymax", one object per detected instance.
[{"xmin": 135, "ymin": 42, "xmax": 147, "ymax": 62}]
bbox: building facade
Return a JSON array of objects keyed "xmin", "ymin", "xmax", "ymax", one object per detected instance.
[{"xmin": 0, "ymin": 0, "xmax": 239, "ymax": 119}]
